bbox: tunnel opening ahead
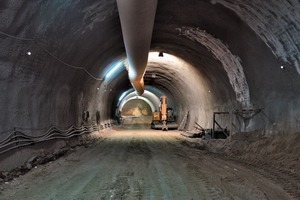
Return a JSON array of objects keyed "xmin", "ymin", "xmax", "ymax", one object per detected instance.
[{"xmin": 118, "ymin": 98, "xmax": 153, "ymax": 129}]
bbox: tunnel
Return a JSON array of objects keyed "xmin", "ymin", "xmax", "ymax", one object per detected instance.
[{"xmin": 0, "ymin": 1, "xmax": 300, "ymax": 199}]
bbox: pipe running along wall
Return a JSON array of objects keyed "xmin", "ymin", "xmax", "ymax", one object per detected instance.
[{"xmin": 116, "ymin": 0, "xmax": 158, "ymax": 95}]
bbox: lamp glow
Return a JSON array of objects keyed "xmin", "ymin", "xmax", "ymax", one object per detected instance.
[
  {"xmin": 105, "ymin": 62, "xmax": 123, "ymax": 79},
  {"xmin": 119, "ymin": 91, "xmax": 127, "ymax": 101}
]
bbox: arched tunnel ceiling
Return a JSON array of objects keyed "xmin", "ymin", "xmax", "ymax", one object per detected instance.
[{"xmin": 1, "ymin": 0, "xmax": 300, "ymax": 133}]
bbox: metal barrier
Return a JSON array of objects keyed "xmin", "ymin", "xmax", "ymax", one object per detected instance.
[{"xmin": 212, "ymin": 109, "xmax": 262, "ymax": 139}]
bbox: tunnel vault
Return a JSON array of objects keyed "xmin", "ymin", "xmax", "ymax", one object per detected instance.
[{"xmin": 1, "ymin": 0, "xmax": 300, "ymax": 170}]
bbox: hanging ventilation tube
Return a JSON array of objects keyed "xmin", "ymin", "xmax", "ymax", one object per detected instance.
[{"xmin": 116, "ymin": 0, "xmax": 157, "ymax": 95}]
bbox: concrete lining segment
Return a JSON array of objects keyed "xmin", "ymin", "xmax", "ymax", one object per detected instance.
[
  {"xmin": 117, "ymin": 89, "xmax": 160, "ymax": 113},
  {"xmin": 177, "ymin": 27, "xmax": 250, "ymax": 107},
  {"xmin": 119, "ymin": 96, "xmax": 156, "ymax": 113},
  {"xmin": 145, "ymin": 52, "xmax": 218, "ymax": 128}
]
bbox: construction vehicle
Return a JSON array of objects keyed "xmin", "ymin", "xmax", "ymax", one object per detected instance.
[{"xmin": 151, "ymin": 96, "xmax": 178, "ymax": 130}]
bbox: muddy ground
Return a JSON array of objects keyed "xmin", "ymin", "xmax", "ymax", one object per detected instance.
[{"xmin": 0, "ymin": 129, "xmax": 299, "ymax": 200}]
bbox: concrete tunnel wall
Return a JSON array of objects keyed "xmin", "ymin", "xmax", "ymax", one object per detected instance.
[{"xmin": 1, "ymin": 0, "xmax": 300, "ymax": 169}]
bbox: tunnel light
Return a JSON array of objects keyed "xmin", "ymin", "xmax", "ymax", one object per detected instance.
[
  {"xmin": 280, "ymin": 65, "xmax": 285, "ymax": 70},
  {"xmin": 117, "ymin": 90, "xmax": 159, "ymax": 113},
  {"xmin": 105, "ymin": 61, "xmax": 123, "ymax": 79},
  {"xmin": 119, "ymin": 91, "xmax": 128, "ymax": 102},
  {"xmin": 149, "ymin": 52, "xmax": 178, "ymax": 63},
  {"xmin": 27, "ymin": 51, "xmax": 31, "ymax": 56}
]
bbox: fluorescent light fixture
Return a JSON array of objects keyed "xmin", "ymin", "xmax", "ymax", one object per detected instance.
[
  {"xmin": 105, "ymin": 61, "xmax": 123, "ymax": 79},
  {"xmin": 119, "ymin": 91, "xmax": 127, "ymax": 101}
]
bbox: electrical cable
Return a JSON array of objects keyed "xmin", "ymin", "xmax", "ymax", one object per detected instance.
[
  {"xmin": 0, "ymin": 122, "xmax": 106, "ymax": 155},
  {"xmin": 0, "ymin": 30, "xmax": 35, "ymax": 41},
  {"xmin": 0, "ymin": 30, "xmax": 103, "ymax": 81},
  {"xmin": 35, "ymin": 41, "xmax": 103, "ymax": 81},
  {"xmin": 0, "ymin": 31, "xmax": 110, "ymax": 154}
]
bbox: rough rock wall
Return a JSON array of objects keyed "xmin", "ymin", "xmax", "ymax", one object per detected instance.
[
  {"xmin": 0, "ymin": 0, "xmax": 121, "ymax": 137},
  {"xmin": 1, "ymin": 0, "xmax": 300, "ymax": 140},
  {"xmin": 214, "ymin": 0, "xmax": 300, "ymax": 75},
  {"xmin": 0, "ymin": 39, "xmax": 76, "ymax": 136},
  {"xmin": 211, "ymin": 0, "xmax": 300, "ymax": 133},
  {"xmin": 177, "ymin": 26, "xmax": 250, "ymax": 108}
]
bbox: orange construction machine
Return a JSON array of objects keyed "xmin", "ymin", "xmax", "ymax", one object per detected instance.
[{"xmin": 151, "ymin": 96, "xmax": 178, "ymax": 131}]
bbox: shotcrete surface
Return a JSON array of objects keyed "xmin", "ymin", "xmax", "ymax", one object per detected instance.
[{"xmin": 0, "ymin": 129, "xmax": 297, "ymax": 200}]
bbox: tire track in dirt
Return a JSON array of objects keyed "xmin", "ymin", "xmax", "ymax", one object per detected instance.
[
  {"xmin": 185, "ymin": 147, "xmax": 299, "ymax": 199},
  {"xmin": 177, "ymin": 137, "xmax": 293, "ymax": 200},
  {"xmin": 235, "ymin": 157, "xmax": 300, "ymax": 199},
  {"xmin": 144, "ymin": 132, "xmax": 230, "ymax": 200},
  {"xmin": 206, "ymin": 152, "xmax": 300, "ymax": 199},
  {"xmin": 0, "ymin": 130, "xmax": 295, "ymax": 200}
]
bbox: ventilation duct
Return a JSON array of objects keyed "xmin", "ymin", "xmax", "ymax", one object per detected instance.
[{"xmin": 116, "ymin": 0, "xmax": 157, "ymax": 95}]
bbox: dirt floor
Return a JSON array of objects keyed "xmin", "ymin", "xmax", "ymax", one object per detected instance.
[{"xmin": 0, "ymin": 129, "xmax": 299, "ymax": 200}]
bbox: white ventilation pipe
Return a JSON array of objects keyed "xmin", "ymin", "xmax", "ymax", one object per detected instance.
[{"xmin": 116, "ymin": 0, "xmax": 157, "ymax": 95}]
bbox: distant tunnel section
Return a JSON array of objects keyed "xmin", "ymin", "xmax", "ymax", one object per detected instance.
[
  {"xmin": 116, "ymin": 89, "xmax": 160, "ymax": 128},
  {"xmin": 120, "ymin": 98, "xmax": 152, "ymax": 126}
]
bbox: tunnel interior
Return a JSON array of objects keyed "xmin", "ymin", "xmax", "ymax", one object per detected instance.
[
  {"xmin": 119, "ymin": 98, "xmax": 152, "ymax": 126},
  {"xmin": 1, "ymin": 0, "xmax": 300, "ymax": 171}
]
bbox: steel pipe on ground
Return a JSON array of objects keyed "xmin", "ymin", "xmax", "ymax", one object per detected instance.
[{"xmin": 116, "ymin": 0, "xmax": 157, "ymax": 95}]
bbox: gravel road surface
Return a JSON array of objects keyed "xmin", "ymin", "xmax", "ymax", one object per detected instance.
[{"xmin": 0, "ymin": 129, "xmax": 294, "ymax": 200}]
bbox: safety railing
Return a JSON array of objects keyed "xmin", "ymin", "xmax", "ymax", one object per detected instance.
[{"xmin": 0, "ymin": 123, "xmax": 103, "ymax": 155}]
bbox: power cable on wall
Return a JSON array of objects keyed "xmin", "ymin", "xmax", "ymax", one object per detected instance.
[
  {"xmin": 0, "ymin": 123, "xmax": 101, "ymax": 155},
  {"xmin": 0, "ymin": 30, "xmax": 103, "ymax": 81},
  {"xmin": 0, "ymin": 30, "xmax": 35, "ymax": 41},
  {"xmin": 0, "ymin": 31, "xmax": 109, "ymax": 153}
]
